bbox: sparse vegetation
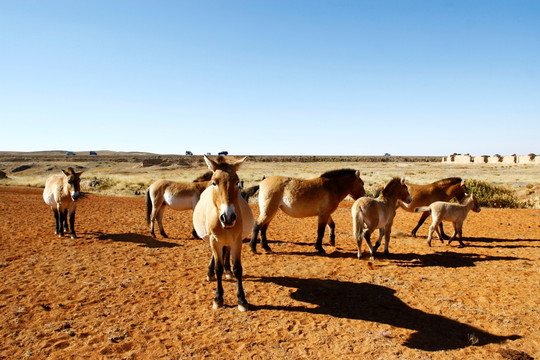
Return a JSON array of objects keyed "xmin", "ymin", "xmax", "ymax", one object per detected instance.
[{"xmin": 464, "ymin": 179, "xmax": 524, "ymax": 209}]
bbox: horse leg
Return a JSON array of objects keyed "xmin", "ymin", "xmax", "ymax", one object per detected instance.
[
  {"xmin": 383, "ymin": 224, "xmax": 392, "ymax": 255},
  {"xmin": 260, "ymin": 223, "xmax": 272, "ymax": 252},
  {"xmin": 223, "ymin": 247, "xmax": 232, "ymax": 279},
  {"xmin": 327, "ymin": 216, "xmax": 336, "ymax": 246},
  {"xmin": 63, "ymin": 209, "xmax": 69, "ymax": 233},
  {"xmin": 439, "ymin": 222, "xmax": 450, "ymax": 240},
  {"xmin": 232, "ymin": 241, "xmax": 248, "ymax": 312},
  {"xmin": 363, "ymin": 230, "xmax": 376, "ymax": 263},
  {"xmin": 412, "ymin": 211, "xmax": 430, "ymax": 237},
  {"xmin": 315, "ymin": 219, "xmax": 328, "ymax": 254},
  {"xmin": 207, "ymin": 255, "xmax": 216, "ymax": 281},
  {"xmin": 212, "ymin": 245, "xmax": 225, "ymax": 309},
  {"xmin": 373, "ymin": 228, "xmax": 384, "ymax": 252},
  {"xmin": 57, "ymin": 206, "xmax": 65, "ymax": 237},
  {"xmin": 191, "ymin": 227, "xmax": 200, "ymax": 239},
  {"xmin": 156, "ymin": 205, "xmax": 168, "ymax": 238},
  {"xmin": 68, "ymin": 207, "xmax": 77, "ymax": 239},
  {"xmin": 426, "ymin": 221, "xmax": 438, "ymax": 247},
  {"xmin": 53, "ymin": 209, "xmax": 60, "ymax": 235}
]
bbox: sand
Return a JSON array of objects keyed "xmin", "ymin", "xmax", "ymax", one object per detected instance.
[{"xmin": 0, "ymin": 186, "xmax": 538, "ymax": 359}]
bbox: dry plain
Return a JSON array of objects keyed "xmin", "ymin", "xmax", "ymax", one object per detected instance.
[{"xmin": 0, "ymin": 153, "xmax": 539, "ymax": 359}]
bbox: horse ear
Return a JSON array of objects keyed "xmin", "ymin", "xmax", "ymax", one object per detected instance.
[
  {"xmin": 232, "ymin": 156, "xmax": 247, "ymax": 172},
  {"xmin": 204, "ymin": 155, "xmax": 217, "ymax": 172},
  {"xmin": 76, "ymin": 171, "xmax": 84, "ymax": 178},
  {"xmin": 61, "ymin": 169, "xmax": 69, "ymax": 177},
  {"xmin": 355, "ymin": 170, "xmax": 361, "ymax": 178},
  {"xmin": 401, "ymin": 177, "xmax": 406, "ymax": 184}
]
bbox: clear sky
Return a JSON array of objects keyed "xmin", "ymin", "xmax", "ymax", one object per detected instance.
[{"xmin": 1, "ymin": 1, "xmax": 539, "ymax": 156}]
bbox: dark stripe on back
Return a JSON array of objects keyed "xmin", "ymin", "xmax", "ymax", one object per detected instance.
[
  {"xmin": 432, "ymin": 177, "xmax": 462, "ymax": 186},
  {"xmin": 320, "ymin": 169, "xmax": 357, "ymax": 178}
]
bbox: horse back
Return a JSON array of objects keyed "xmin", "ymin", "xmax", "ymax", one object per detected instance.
[{"xmin": 406, "ymin": 183, "xmax": 454, "ymax": 210}]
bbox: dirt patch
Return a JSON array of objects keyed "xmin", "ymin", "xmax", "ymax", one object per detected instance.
[{"xmin": 0, "ymin": 186, "xmax": 538, "ymax": 359}]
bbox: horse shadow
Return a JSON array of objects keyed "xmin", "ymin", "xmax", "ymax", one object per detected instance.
[
  {"xmin": 92, "ymin": 232, "xmax": 180, "ymax": 248},
  {"xmin": 250, "ymin": 276, "xmax": 519, "ymax": 351},
  {"xmin": 387, "ymin": 251, "xmax": 523, "ymax": 268},
  {"xmin": 464, "ymin": 237, "xmax": 540, "ymax": 249}
]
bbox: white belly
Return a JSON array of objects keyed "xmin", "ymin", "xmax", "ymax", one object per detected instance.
[{"xmin": 164, "ymin": 191, "xmax": 196, "ymax": 210}]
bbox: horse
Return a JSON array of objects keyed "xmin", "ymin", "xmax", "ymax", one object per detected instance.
[
  {"xmin": 398, "ymin": 177, "xmax": 468, "ymax": 238},
  {"xmin": 193, "ymin": 155, "xmax": 254, "ymax": 312},
  {"xmin": 351, "ymin": 177, "xmax": 411, "ymax": 262},
  {"xmin": 250, "ymin": 169, "xmax": 365, "ymax": 254},
  {"xmin": 414, "ymin": 193, "xmax": 481, "ymax": 247},
  {"xmin": 146, "ymin": 171, "xmax": 212, "ymax": 238},
  {"xmin": 43, "ymin": 167, "xmax": 83, "ymax": 239}
]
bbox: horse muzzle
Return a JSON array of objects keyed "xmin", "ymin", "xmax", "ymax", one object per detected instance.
[
  {"xmin": 219, "ymin": 212, "xmax": 237, "ymax": 228},
  {"xmin": 71, "ymin": 192, "xmax": 80, "ymax": 201}
]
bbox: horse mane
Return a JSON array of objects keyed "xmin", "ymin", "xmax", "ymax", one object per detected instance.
[
  {"xmin": 193, "ymin": 171, "xmax": 213, "ymax": 183},
  {"xmin": 432, "ymin": 177, "xmax": 462, "ymax": 186},
  {"xmin": 320, "ymin": 169, "xmax": 357, "ymax": 179},
  {"xmin": 381, "ymin": 177, "xmax": 403, "ymax": 197}
]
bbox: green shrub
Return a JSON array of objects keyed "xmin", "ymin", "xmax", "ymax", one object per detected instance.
[{"xmin": 464, "ymin": 179, "xmax": 523, "ymax": 208}]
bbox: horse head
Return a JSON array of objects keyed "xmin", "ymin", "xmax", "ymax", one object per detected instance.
[
  {"xmin": 399, "ymin": 177, "xmax": 412, "ymax": 204},
  {"xmin": 348, "ymin": 170, "xmax": 366, "ymax": 200},
  {"xmin": 61, "ymin": 168, "xmax": 83, "ymax": 201},
  {"xmin": 204, "ymin": 155, "xmax": 246, "ymax": 229}
]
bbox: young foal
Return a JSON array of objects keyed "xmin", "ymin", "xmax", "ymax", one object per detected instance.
[
  {"xmin": 414, "ymin": 193, "xmax": 481, "ymax": 247},
  {"xmin": 193, "ymin": 156, "xmax": 254, "ymax": 312},
  {"xmin": 399, "ymin": 178, "xmax": 468, "ymax": 238},
  {"xmin": 251, "ymin": 169, "xmax": 365, "ymax": 254},
  {"xmin": 352, "ymin": 177, "xmax": 411, "ymax": 262},
  {"xmin": 146, "ymin": 172, "xmax": 212, "ymax": 238},
  {"xmin": 43, "ymin": 168, "xmax": 83, "ymax": 238}
]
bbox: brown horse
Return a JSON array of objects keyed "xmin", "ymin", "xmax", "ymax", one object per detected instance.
[
  {"xmin": 43, "ymin": 168, "xmax": 83, "ymax": 238},
  {"xmin": 251, "ymin": 169, "xmax": 365, "ymax": 254},
  {"xmin": 398, "ymin": 177, "xmax": 468, "ymax": 238},
  {"xmin": 146, "ymin": 172, "xmax": 212, "ymax": 238},
  {"xmin": 352, "ymin": 177, "xmax": 411, "ymax": 261},
  {"xmin": 193, "ymin": 156, "xmax": 254, "ymax": 312}
]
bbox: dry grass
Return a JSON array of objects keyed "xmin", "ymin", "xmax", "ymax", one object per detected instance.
[{"xmin": 1, "ymin": 153, "xmax": 538, "ymax": 207}]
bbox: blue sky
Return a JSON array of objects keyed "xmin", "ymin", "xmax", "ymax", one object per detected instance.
[{"xmin": 1, "ymin": 1, "xmax": 538, "ymax": 156}]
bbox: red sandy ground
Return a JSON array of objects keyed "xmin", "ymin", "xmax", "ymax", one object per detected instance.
[{"xmin": 0, "ymin": 186, "xmax": 538, "ymax": 360}]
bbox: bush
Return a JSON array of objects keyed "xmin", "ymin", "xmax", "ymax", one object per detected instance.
[{"xmin": 464, "ymin": 179, "xmax": 523, "ymax": 208}]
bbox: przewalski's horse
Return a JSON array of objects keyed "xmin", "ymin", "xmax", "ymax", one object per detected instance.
[
  {"xmin": 352, "ymin": 177, "xmax": 411, "ymax": 262},
  {"xmin": 251, "ymin": 169, "xmax": 365, "ymax": 254},
  {"xmin": 193, "ymin": 156, "xmax": 254, "ymax": 312},
  {"xmin": 43, "ymin": 168, "xmax": 83, "ymax": 239},
  {"xmin": 146, "ymin": 171, "xmax": 212, "ymax": 238},
  {"xmin": 414, "ymin": 193, "xmax": 481, "ymax": 247},
  {"xmin": 398, "ymin": 177, "xmax": 468, "ymax": 238}
]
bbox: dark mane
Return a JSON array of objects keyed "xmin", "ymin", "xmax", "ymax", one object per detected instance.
[
  {"xmin": 382, "ymin": 177, "xmax": 403, "ymax": 197},
  {"xmin": 320, "ymin": 169, "xmax": 357, "ymax": 179},
  {"xmin": 432, "ymin": 177, "xmax": 462, "ymax": 186},
  {"xmin": 193, "ymin": 171, "xmax": 213, "ymax": 182}
]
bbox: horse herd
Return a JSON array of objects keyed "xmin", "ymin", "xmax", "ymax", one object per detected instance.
[{"xmin": 43, "ymin": 156, "xmax": 480, "ymax": 311}]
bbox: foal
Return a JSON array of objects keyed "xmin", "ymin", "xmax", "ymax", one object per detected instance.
[
  {"xmin": 414, "ymin": 193, "xmax": 481, "ymax": 247},
  {"xmin": 43, "ymin": 168, "xmax": 83, "ymax": 238},
  {"xmin": 351, "ymin": 177, "xmax": 411, "ymax": 262}
]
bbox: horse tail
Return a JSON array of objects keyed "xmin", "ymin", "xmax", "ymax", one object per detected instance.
[
  {"xmin": 146, "ymin": 189, "xmax": 152, "ymax": 225},
  {"xmin": 414, "ymin": 206, "xmax": 431, "ymax": 213},
  {"xmin": 352, "ymin": 206, "xmax": 364, "ymax": 243}
]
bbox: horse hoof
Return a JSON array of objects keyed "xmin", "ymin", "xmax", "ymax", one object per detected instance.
[
  {"xmin": 263, "ymin": 248, "xmax": 273, "ymax": 254},
  {"xmin": 213, "ymin": 301, "xmax": 224, "ymax": 310},
  {"xmin": 316, "ymin": 248, "xmax": 326, "ymax": 255},
  {"xmin": 206, "ymin": 275, "xmax": 215, "ymax": 282},
  {"xmin": 224, "ymin": 272, "xmax": 233, "ymax": 280},
  {"xmin": 71, "ymin": 235, "xmax": 77, "ymax": 239},
  {"xmin": 238, "ymin": 303, "xmax": 248, "ymax": 312}
]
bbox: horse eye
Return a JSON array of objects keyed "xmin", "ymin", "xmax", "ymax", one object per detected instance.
[{"xmin": 212, "ymin": 181, "xmax": 217, "ymax": 186}]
